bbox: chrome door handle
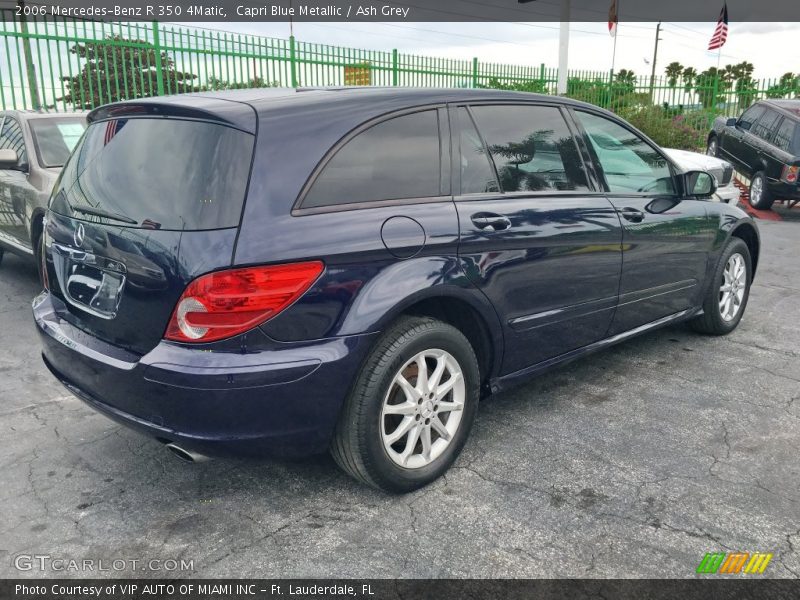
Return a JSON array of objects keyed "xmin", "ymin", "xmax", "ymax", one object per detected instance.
[
  {"xmin": 471, "ymin": 212, "xmax": 511, "ymax": 232},
  {"xmin": 618, "ymin": 207, "xmax": 645, "ymax": 223}
]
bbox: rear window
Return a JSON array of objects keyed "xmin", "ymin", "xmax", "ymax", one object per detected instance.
[
  {"xmin": 29, "ymin": 117, "xmax": 86, "ymax": 168},
  {"xmin": 50, "ymin": 118, "xmax": 254, "ymax": 230}
]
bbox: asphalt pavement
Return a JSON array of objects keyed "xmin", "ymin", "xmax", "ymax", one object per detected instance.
[{"xmin": 1, "ymin": 219, "xmax": 798, "ymax": 579}]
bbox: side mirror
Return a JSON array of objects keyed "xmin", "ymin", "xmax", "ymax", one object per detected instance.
[
  {"xmin": 684, "ymin": 170, "xmax": 717, "ymax": 198},
  {"xmin": 0, "ymin": 148, "xmax": 18, "ymax": 169},
  {"xmin": 725, "ymin": 117, "xmax": 737, "ymax": 127}
]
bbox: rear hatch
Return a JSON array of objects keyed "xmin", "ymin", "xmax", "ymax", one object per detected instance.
[{"xmin": 44, "ymin": 108, "xmax": 255, "ymax": 356}]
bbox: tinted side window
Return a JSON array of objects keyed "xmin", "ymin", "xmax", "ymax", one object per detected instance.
[
  {"xmin": 576, "ymin": 111, "xmax": 675, "ymax": 195},
  {"xmin": 457, "ymin": 107, "xmax": 499, "ymax": 194},
  {"xmin": 751, "ymin": 109, "xmax": 781, "ymax": 142},
  {"xmin": 303, "ymin": 110, "xmax": 441, "ymax": 209},
  {"xmin": 470, "ymin": 105, "xmax": 588, "ymax": 192},
  {"xmin": 738, "ymin": 105, "xmax": 764, "ymax": 131},
  {"xmin": 0, "ymin": 117, "xmax": 28, "ymax": 166},
  {"xmin": 773, "ymin": 118, "xmax": 799, "ymax": 154}
]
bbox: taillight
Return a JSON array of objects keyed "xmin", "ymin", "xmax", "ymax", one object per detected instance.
[
  {"xmin": 781, "ymin": 165, "xmax": 799, "ymax": 184},
  {"xmin": 165, "ymin": 261, "xmax": 324, "ymax": 343}
]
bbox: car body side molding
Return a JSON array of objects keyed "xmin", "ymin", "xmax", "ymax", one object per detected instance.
[{"xmin": 491, "ymin": 307, "xmax": 700, "ymax": 395}]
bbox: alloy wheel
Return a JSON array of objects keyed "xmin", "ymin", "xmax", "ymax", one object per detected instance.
[
  {"xmin": 719, "ymin": 253, "xmax": 746, "ymax": 322},
  {"xmin": 750, "ymin": 176, "xmax": 762, "ymax": 207},
  {"xmin": 380, "ymin": 349, "xmax": 465, "ymax": 469},
  {"xmin": 707, "ymin": 139, "xmax": 717, "ymax": 156}
]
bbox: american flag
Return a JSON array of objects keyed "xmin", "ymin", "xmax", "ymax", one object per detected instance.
[
  {"xmin": 708, "ymin": 3, "xmax": 729, "ymax": 51},
  {"xmin": 608, "ymin": 0, "xmax": 618, "ymax": 38},
  {"xmin": 103, "ymin": 119, "xmax": 127, "ymax": 145}
]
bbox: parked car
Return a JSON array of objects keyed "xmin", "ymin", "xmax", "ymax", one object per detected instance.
[
  {"xmin": 708, "ymin": 99, "xmax": 800, "ymax": 209},
  {"xmin": 0, "ymin": 110, "xmax": 87, "ymax": 271},
  {"xmin": 663, "ymin": 147, "xmax": 739, "ymax": 204},
  {"xmin": 34, "ymin": 89, "xmax": 760, "ymax": 493}
]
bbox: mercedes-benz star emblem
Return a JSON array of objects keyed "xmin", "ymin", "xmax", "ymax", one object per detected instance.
[{"xmin": 73, "ymin": 223, "xmax": 85, "ymax": 247}]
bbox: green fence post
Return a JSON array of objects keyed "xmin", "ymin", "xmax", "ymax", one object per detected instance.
[
  {"xmin": 289, "ymin": 35, "xmax": 298, "ymax": 87},
  {"xmin": 18, "ymin": 6, "xmax": 41, "ymax": 110},
  {"xmin": 712, "ymin": 74, "xmax": 719, "ymax": 111},
  {"xmin": 151, "ymin": 21, "xmax": 165, "ymax": 96},
  {"xmin": 539, "ymin": 63, "xmax": 545, "ymax": 89},
  {"xmin": 471, "ymin": 57, "xmax": 478, "ymax": 88},
  {"xmin": 392, "ymin": 49, "xmax": 398, "ymax": 86}
]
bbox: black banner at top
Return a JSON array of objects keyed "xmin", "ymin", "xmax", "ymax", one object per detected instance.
[
  {"xmin": 2, "ymin": 0, "xmax": 800, "ymax": 22},
  {"xmin": 2, "ymin": 579, "xmax": 800, "ymax": 600}
]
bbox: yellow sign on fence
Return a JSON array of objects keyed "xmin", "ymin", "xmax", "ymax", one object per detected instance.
[{"xmin": 344, "ymin": 63, "xmax": 372, "ymax": 86}]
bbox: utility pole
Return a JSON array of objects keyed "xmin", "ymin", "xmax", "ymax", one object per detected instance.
[
  {"xmin": 519, "ymin": 0, "xmax": 571, "ymax": 95},
  {"xmin": 557, "ymin": 0, "xmax": 571, "ymax": 95},
  {"xmin": 649, "ymin": 21, "xmax": 662, "ymax": 98}
]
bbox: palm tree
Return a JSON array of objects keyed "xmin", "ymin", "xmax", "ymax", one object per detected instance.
[
  {"xmin": 665, "ymin": 62, "xmax": 684, "ymax": 87},
  {"xmin": 615, "ymin": 69, "xmax": 636, "ymax": 88},
  {"xmin": 682, "ymin": 67, "xmax": 697, "ymax": 94},
  {"xmin": 665, "ymin": 61, "xmax": 684, "ymax": 107}
]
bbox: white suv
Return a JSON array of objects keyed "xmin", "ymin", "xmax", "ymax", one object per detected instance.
[{"xmin": 663, "ymin": 148, "xmax": 740, "ymax": 205}]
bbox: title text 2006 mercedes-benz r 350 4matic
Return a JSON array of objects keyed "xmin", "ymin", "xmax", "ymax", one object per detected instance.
[{"xmin": 34, "ymin": 88, "xmax": 760, "ymax": 493}]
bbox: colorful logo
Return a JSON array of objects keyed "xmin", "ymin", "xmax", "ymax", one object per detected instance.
[{"xmin": 696, "ymin": 552, "xmax": 773, "ymax": 574}]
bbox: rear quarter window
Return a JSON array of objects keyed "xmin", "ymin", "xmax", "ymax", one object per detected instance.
[
  {"xmin": 50, "ymin": 118, "xmax": 254, "ymax": 230},
  {"xmin": 300, "ymin": 110, "xmax": 442, "ymax": 209},
  {"xmin": 773, "ymin": 118, "xmax": 799, "ymax": 155}
]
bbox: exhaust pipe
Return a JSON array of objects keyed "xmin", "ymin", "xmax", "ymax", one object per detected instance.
[{"xmin": 164, "ymin": 442, "xmax": 211, "ymax": 463}]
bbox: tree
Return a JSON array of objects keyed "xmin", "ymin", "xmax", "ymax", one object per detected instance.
[
  {"xmin": 682, "ymin": 67, "xmax": 697, "ymax": 93},
  {"xmin": 766, "ymin": 72, "xmax": 799, "ymax": 99},
  {"xmin": 203, "ymin": 76, "xmax": 279, "ymax": 91},
  {"xmin": 665, "ymin": 62, "xmax": 684, "ymax": 87},
  {"xmin": 614, "ymin": 69, "xmax": 637, "ymax": 90},
  {"xmin": 694, "ymin": 67, "xmax": 731, "ymax": 108},
  {"xmin": 483, "ymin": 77, "xmax": 547, "ymax": 93},
  {"xmin": 566, "ymin": 77, "xmax": 611, "ymax": 107},
  {"xmin": 58, "ymin": 35, "xmax": 198, "ymax": 109}
]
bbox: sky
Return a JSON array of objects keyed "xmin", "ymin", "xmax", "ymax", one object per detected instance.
[{"xmin": 185, "ymin": 21, "xmax": 800, "ymax": 81}]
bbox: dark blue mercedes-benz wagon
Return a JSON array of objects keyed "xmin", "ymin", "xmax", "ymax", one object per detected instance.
[{"xmin": 33, "ymin": 88, "xmax": 759, "ymax": 492}]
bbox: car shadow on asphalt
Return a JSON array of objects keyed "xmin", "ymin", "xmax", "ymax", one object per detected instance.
[{"xmin": 80, "ymin": 322, "xmax": 694, "ymax": 502}]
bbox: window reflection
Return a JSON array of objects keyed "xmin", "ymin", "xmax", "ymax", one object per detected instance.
[{"xmin": 470, "ymin": 105, "xmax": 590, "ymax": 193}]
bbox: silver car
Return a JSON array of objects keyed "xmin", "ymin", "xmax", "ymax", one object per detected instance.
[{"xmin": 0, "ymin": 110, "xmax": 87, "ymax": 271}]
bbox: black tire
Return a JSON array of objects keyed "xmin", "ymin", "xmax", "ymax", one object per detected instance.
[
  {"xmin": 331, "ymin": 316, "xmax": 480, "ymax": 493},
  {"xmin": 0, "ymin": 246, "xmax": 4, "ymax": 267},
  {"xmin": 706, "ymin": 135, "xmax": 719, "ymax": 157},
  {"xmin": 689, "ymin": 237, "xmax": 752, "ymax": 335},
  {"xmin": 749, "ymin": 171, "xmax": 774, "ymax": 210}
]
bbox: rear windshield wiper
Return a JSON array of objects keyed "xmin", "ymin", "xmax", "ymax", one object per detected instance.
[{"xmin": 71, "ymin": 205, "xmax": 138, "ymax": 225}]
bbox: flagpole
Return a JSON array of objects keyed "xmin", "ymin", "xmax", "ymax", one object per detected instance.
[
  {"xmin": 610, "ymin": 0, "xmax": 620, "ymax": 75},
  {"xmin": 611, "ymin": 35, "xmax": 618, "ymax": 74}
]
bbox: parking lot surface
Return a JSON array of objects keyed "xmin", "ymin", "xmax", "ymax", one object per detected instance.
[{"xmin": 1, "ymin": 220, "xmax": 799, "ymax": 579}]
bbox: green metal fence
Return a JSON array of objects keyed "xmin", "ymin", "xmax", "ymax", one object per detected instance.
[
  {"xmin": 2, "ymin": 11, "xmax": 799, "ymax": 149},
  {"xmin": 0, "ymin": 11, "xmax": 561, "ymax": 110}
]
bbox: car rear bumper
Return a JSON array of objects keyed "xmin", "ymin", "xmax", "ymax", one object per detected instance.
[{"xmin": 33, "ymin": 291, "xmax": 376, "ymax": 458}]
